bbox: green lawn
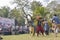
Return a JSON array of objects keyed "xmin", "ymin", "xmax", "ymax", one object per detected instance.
[{"xmin": 1, "ymin": 33, "xmax": 60, "ymax": 40}]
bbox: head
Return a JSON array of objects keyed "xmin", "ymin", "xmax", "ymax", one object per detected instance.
[
  {"xmin": 39, "ymin": 17, "xmax": 42, "ymax": 19},
  {"xmin": 52, "ymin": 20, "xmax": 56, "ymax": 24},
  {"xmin": 54, "ymin": 14, "xmax": 57, "ymax": 16},
  {"xmin": 44, "ymin": 19, "xmax": 48, "ymax": 23}
]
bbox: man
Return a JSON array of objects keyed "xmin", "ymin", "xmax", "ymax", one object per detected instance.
[
  {"xmin": 52, "ymin": 14, "xmax": 60, "ymax": 37},
  {"xmin": 52, "ymin": 14, "xmax": 60, "ymax": 24}
]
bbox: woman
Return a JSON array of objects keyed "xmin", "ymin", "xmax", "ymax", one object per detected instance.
[{"xmin": 36, "ymin": 17, "xmax": 44, "ymax": 36}]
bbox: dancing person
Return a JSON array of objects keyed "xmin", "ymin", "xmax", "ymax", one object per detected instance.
[
  {"xmin": 36, "ymin": 17, "xmax": 44, "ymax": 36},
  {"xmin": 52, "ymin": 14, "xmax": 60, "ymax": 37},
  {"xmin": 43, "ymin": 20, "xmax": 50, "ymax": 36}
]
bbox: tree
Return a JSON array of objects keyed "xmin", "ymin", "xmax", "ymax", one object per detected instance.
[
  {"xmin": 31, "ymin": 1, "xmax": 49, "ymax": 18},
  {"xmin": 10, "ymin": 8, "xmax": 25, "ymax": 26},
  {"xmin": 10, "ymin": 8, "xmax": 20, "ymax": 18},
  {"xmin": 13, "ymin": 0, "xmax": 31, "ymax": 17},
  {"xmin": 47, "ymin": 1, "xmax": 60, "ymax": 18},
  {"xmin": 31, "ymin": 1, "xmax": 42, "ymax": 11},
  {"xmin": 0, "ymin": 6, "xmax": 10, "ymax": 18},
  {"xmin": 13, "ymin": 0, "xmax": 32, "ymax": 25}
]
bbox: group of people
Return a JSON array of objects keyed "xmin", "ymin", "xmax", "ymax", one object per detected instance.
[
  {"xmin": 29, "ymin": 14, "xmax": 60, "ymax": 37},
  {"xmin": 36, "ymin": 17, "xmax": 49, "ymax": 36},
  {"xmin": 0, "ymin": 14, "xmax": 60, "ymax": 40}
]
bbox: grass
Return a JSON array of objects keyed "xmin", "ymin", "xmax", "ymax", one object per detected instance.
[{"xmin": 1, "ymin": 33, "xmax": 60, "ymax": 40}]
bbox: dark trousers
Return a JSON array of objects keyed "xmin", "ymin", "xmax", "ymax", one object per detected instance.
[{"xmin": 45, "ymin": 30, "xmax": 49, "ymax": 35}]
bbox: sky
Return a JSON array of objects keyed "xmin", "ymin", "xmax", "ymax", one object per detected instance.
[
  {"xmin": 36, "ymin": 0, "xmax": 53, "ymax": 6},
  {"xmin": 0, "ymin": 0, "xmax": 53, "ymax": 9},
  {"xmin": 0, "ymin": 0, "xmax": 16, "ymax": 9}
]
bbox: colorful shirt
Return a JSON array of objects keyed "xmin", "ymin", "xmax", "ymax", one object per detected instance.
[{"xmin": 52, "ymin": 16, "xmax": 60, "ymax": 24}]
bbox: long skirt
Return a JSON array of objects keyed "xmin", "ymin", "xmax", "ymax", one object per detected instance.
[{"xmin": 36, "ymin": 26, "xmax": 44, "ymax": 35}]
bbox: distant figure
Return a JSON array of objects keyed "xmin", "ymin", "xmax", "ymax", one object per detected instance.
[
  {"xmin": 43, "ymin": 20, "xmax": 49, "ymax": 35},
  {"xmin": 52, "ymin": 14, "xmax": 60, "ymax": 37}
]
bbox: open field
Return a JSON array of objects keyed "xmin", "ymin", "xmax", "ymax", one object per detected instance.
[{"xmin": 1, "ymin": 33, "xmax": 60, "ymax": 40}]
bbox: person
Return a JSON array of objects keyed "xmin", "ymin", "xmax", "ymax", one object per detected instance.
[
  {"xmin": 52, "ymin": 14, "xmax": 60, "ymax": 37},
  {"xmin": 36, "ymin": 17, "xmax": 44, "ymax": 36},
  {"xmin": 29, "ymin": 17, "xmax": 36, "ymax": 36},
  {"xmin": 43, "ymin": 20, "xmax": 50, "ymax": 36},
  {"xmin": 29, "ymin": 25, "xmax": 35, "ymax": 36},
  {"xmin": 52, "ymin": 21, "xmax": 59, "ymax": 37},
  {"xmin": 52, "ymin": 14, "xmax": 60, "ymax": 24}
]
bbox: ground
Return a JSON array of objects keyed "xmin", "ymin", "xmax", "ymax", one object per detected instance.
[{"xmin": 1, "ymin": 33, "xmax": 60, "ymax": 40}]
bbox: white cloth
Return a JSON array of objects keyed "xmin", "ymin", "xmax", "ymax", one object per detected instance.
[{"xmin": 55, "ymin": 28, "xmax": 59, "ymax": 33}]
